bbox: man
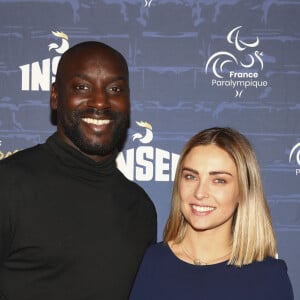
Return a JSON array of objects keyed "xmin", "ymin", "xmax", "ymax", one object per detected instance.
[{"xmin": 0, "ymin": 41, "xmax": 157, "ymax": 299}]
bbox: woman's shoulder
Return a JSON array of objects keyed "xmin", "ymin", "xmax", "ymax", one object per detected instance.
[
  {"xmin": 142, "ymin": 241, "xmax": 184, "ymax": 267},
  {"xmin": 234, "ymin": 257, "xmax": 289, "ymax": 281},
  {"xmin": 237, "ymin": 257, "xmax": 292, "ymax": 290},
  {"xmin": 144, "ymin": 241, "xmax": 171, "ymax": 258},
  {"xmin": 243, "ymin": 258, "xmax": 294, "ymax": 299},
  {"xmin": 245, "ymin": 257, "xmax": 288, "ymax": 272}
]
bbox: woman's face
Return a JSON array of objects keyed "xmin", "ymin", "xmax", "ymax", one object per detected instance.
[{"xmin": 179, "ymin": 144, "xmax": 239, "ymax": 235}]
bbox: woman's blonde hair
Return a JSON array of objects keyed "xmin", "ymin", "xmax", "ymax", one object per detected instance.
[{"xmin": 163, "ymin": 127, "xmax": 277, "ymax": 267}]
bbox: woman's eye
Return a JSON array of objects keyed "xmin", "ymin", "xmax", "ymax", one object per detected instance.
[
  {"xmin": 184, "ymin": 174, "xmax": 196, "ymax": 180},
  {"xmin": 214, "ymin": 178, "xmax": 226, "ymax": 184}
]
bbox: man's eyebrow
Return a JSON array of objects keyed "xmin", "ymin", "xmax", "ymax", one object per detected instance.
[
  {"xmin": 182, "ymin": 167, "xmax": 233, "ymax": 177},
  {"xmin": 73, "ymin": 73, "xmax": 89, "ymax": 80},
  {"xmin": 73, "ymin": 74, "xmax": 127, "ymax": 81}
]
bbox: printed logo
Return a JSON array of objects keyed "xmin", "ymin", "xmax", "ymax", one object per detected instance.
[
  {"xmin": 19, "ymin": 31, "xmax": 69, "ymax": 91},
  {"xmin": 144, "ymin": 0, "xmax": 153, "ymax": 7},
  {"xmin": 0, "ymin": 140, "xmax": 19, "ymax": 160},
  {"xmin": 289, "ymin": 142, "xmax": 300, "ymax": 175},
  {"xmin": 117, "ymin": 121, "xmax": 179, "ymax": 182},
  {"xmin": 205, "ymin": 26, "xmax": 268, "ymax": 98}
]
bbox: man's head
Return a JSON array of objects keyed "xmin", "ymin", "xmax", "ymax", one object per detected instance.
[{"xmin": 50, "ymin": 41, "xmax": 130, "ymax": 162}]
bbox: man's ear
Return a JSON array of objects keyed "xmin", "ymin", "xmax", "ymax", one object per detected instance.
[{"xmin": 50, "ymin": 83, "xmax": 58, "ymax": 110}]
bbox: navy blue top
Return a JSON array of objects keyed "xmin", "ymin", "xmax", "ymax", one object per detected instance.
[{"xmin": 130, "ymin": 242, "xmax": 294, "ymax": 300}]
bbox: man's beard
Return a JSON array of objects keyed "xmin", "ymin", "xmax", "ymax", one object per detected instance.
[{"xmin": 60, "ymin": 108, "xmax": 129, "ymax": 156}]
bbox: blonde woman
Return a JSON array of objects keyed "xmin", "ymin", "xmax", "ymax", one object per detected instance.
[{"xmin": 130, "ymin": 127, "xmax": 293, "ymax": 300}]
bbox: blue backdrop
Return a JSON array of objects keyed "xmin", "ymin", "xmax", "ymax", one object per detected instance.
[{"xmin": 0, "ymin": 0, "xmax": 299, "ymax": 297}]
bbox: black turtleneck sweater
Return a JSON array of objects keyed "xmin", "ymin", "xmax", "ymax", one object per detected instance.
[{"xmin": 0, "ymin": 133, "xmax": 157, "ymax": 300}]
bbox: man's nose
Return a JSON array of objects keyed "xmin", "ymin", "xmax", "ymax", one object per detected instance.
[{"xmin": 87, "ymin": 89, "xmax": 111, "ymax": 109}]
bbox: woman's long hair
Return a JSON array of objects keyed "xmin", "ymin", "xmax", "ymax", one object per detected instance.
[{"xmin": 163, "ymin": 127, "xmax": 277, "ymax": 266}]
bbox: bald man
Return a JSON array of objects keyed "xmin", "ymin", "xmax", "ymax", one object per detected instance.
[{"xmin": 0, "ymin": 41, "xmax": 157, "ymax": 300}]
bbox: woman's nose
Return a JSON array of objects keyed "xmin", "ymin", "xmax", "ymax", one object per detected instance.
[{"xmin": 193, "ymin": 181, "xmax": 209, "ymax": 200}]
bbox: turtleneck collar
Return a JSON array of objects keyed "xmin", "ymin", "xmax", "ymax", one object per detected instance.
[{"xmin": 45, "ymin": 133, "xmax": 118, "ymax": 180}]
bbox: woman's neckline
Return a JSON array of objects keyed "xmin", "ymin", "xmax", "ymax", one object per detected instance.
[{"xmin": 165, "ymin": 241, "xmax": 229, "ymax": 268}]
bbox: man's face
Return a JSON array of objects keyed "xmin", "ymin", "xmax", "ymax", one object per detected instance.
[{"xmin": 51, "ymin": 45, "xmax": 130, "ymax": 162}]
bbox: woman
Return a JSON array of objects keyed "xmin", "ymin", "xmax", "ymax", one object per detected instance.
[{"xmin": 129, "ymin": 127, "xmax": 294, "ymax": 300}]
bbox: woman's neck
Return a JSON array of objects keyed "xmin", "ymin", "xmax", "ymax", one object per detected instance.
[{"xmin": 169, "ymin": 226, "xmax": 232, "ymax": 265}]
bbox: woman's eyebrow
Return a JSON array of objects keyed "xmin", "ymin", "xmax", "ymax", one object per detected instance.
[
  {"xmin": 182, "ymin": 167, "xmax": 198, "ymax": 174},
  {"xmin": 209, "ymin": 171, "xmax": 233, "ymax": 176},
  {"xmin": 182, "ymin": 167, "xmax": 233, "ymax": 177}
]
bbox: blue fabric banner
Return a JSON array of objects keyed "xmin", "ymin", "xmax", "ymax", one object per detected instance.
[{"xmin": 0, "ymin": 0, "xmax": 299, "ymax": 296}]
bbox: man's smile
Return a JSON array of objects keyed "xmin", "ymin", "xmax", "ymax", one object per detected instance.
[{"xmin": 81, "ymin": 118, "xmax": 111, "ymax": 126}]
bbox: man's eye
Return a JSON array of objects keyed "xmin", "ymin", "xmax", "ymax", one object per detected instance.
[
  {"xmin": 75, "ymin": 84, "xmax": 89, "ymax": 90},
  {"xmin": 108, "ymin": 86, "xmax": 122, "ymax": 93}
]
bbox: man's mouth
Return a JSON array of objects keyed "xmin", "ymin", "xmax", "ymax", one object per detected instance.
[{"xmin": 81, "ymin": 118, "xmax": 111, "ymax": 126}]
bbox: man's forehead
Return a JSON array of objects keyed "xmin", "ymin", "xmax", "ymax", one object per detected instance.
[{"xmin": 56, "ymin": 44, "xmax": 128, "ymax": 81}]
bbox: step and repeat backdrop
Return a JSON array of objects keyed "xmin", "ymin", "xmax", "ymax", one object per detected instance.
[{"xmin": 0, "ymin": 0, "xmax": 299, "ymax": 296}]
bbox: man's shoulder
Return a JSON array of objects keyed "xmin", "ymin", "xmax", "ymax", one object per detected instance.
[
  {"xmin": 115, "ymin": 169, "xmax": 156, "ymax": 212},
  {"xmin": 0, "ymin": 143, "xmax": 45, "ymax": 172},
  {"xmin": 115, "ymin": 168, "xmax": 149, "ymax": 194},
  {"xmin": 0, "ymin": 144, "xmax": 42, "ymax": 165}
]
